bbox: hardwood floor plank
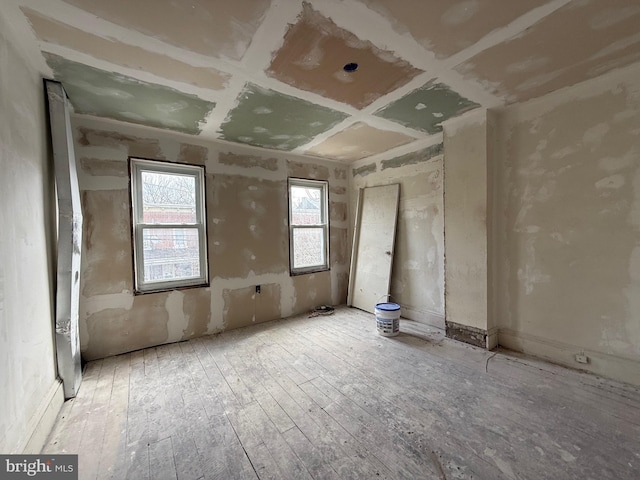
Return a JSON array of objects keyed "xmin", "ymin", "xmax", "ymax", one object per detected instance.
[
  {"xmin": 178, "ymin": 341, "xmax": 226, "ymax": 420},
  {"xmin": 282, "ymin": 427, "xmax": 341, "ymax": 480},
  {"xmin": 98, "ymin": 354, "xmax": 131, "ymax": 480},
  {"xmin": 171, "ymin": 434, "xmax": 205, "ymax": 480},
  {"xmin": 42, "ymin": 307, "xmax": 640, "ymax": 480},
  {"xmin": 191, "ymin": 337, "xmax": 242, "ymax": 412},
  {"xmin": 44, "ymin": 360, "xmax": 103, "ymax": 454},
  {"xmin": 126, "ymin": 355, "xmax": 148, "ymax": 446},
  {"xmin": 288, "ymin": 317, "xmax": 530, "ymax": 478},
  {"xmin": 123, "ymin": 441, "xmax": 150, "ymax": 480},
  {"xmin": 149, "ymin": 437, "xmax": 177, "ymax": 480},
  {"xmin": 318, "ymin": 313, "xmax": 637, "ymax": 477},
  {"xmin": 240, "ymin": 442, "xmax": 282, "ymax": 480},
  {"xmin": 209, "ymin": 413, "xmax": 256, "ymax": 480},
  {"xmin": 203, "ymin": 337, "xmax": 255, "ymax": 406},
  {"xmin": 143, "ymin": 348, "xmax": 169, "ymax": 445},
  {"xmin": 191, "ymin": 415, "xmax": 232, "ymax": 480},
  {"xmin": 79, "ymin": 356, "xmax": 118, "ymax": 480},
  {"xmin": 224, "ymin": 349, "xmax": 297, "ymax": 434},
  {"xmin": 237, "ymin": 401, "xmax": 313, "ymax": 480}
]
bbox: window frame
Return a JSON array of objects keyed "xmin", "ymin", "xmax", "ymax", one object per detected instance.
[
  {"xmin": 129, "ymin": 157, "xmax": 209, "ymax": 294},
  {"xmin": 288, "ymin": 177, "xmax": 330, "ymax": 276}
]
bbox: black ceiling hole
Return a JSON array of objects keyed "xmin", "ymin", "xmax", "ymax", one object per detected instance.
[{"xmin": 343, "ymin": 62, "xmax": 359, "ymax": 72}]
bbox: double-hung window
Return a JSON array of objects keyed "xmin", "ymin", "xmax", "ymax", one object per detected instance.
[
  {"xmin": 288, "ymin": 178, "xmax": 329, "ymax": 275},
  {"xmin": 130, "ymin": 158, "xmax": 208, "ymax": 293}
]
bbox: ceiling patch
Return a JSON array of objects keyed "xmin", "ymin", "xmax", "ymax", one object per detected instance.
[
  {"xmin": 375, "ymin": 81, "xmax": 480, "ymax": 134},
  {"xmin": 61, "ymin": 0, "xmax": 270, "ymax": 60},
  {"xmin": 352, "ymin": 163, "xmax": 377, "ymax": 178},
  {"xmin": 454, "ymin": 0, "xmax": 640, "ymax": 102},
  {"xmin": 441, "ymin": 0, "xmax": 481, "ymax": 27},
  {"xmin": 381, "ymin": 143, "xmax": 443, "ymax": 170},
  {"xmin": 266, "ymin": 3, "xmax": 422, "ymax": 109},
  {"xmin": 218, "ymin": 83, "xmax": 349, "ymax": 151},
  {"xmin": 44, "ymin": 53, "xmax": 215, "ymax": 135},
  {"xmin": 306, "ymin": 122, "xmax": 415, "ymax": 162},
  {"xmin": 23, "ymin": 8, "xmax": 230, "ymax": 90},
  {"xmin": 359, "ymin": 0, "xmax": 543, "ymax": 59}
]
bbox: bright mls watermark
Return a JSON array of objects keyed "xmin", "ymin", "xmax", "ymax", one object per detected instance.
[{"xmin": 0, "ymin": 455, "xmax": 77, "ymax": 479}]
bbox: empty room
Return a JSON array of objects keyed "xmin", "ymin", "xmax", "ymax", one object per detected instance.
[{"xmin": 1, "ymin": 0, "xmax": 639, "ymax": 479}]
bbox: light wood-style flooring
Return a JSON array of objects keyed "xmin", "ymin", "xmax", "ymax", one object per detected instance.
[{"xmin": 43, "ymin": 307, "xmax": 640, "ymax": 479}]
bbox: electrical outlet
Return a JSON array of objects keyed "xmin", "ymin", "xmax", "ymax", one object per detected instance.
[
  {"xmin": 255, "ymin": 285, "xmax": 261, "ymax": 294},
  {"xmin": 575, "ymin": 353, "xmax": 589, "ymax": 364}
]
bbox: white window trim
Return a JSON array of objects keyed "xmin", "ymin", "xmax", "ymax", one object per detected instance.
[
  {"xmin": 288, "ymin": 177, "xmax": 330, "ymax": 275},
  {"xmin": 130, "ymin": 158, "xmax": 209, "ymax": 293}
]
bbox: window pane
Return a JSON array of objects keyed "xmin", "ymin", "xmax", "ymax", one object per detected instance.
[
  {"xmin": 290, "ymin": 185, "xmax": 322, "ymax": 225},
  {"xmin": 142, "ymin": 228, "xmax": 200, "ymax": 283},
  {"xmin": 293, "ymin": 227, "xmax": 325, "ymax": 269},
  {"xmin": 141, "ymin": 171, "xmax": 196, "ymax": 224}
]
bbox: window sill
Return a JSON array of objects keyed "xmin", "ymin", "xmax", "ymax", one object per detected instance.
[
  {"xmin": 133, "ymin": 281, "xmax": 210, "ymax": 295},
  {"xmin": 290, "ymin": 266, "xmax": 330, "ymax": 276}
]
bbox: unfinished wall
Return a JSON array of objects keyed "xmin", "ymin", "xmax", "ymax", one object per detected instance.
[
  {"xmin": 495, "ymin": 63, "xmax": 640, "ymax": 385},
  {"xmin": 0, "ymin": 18, "xmax": 62, "ymax": 452},
  {"xmin": 443, "ymin": 110, "xmax": 496, "ymax": 348},
  {"xmin": 349, "ymin": 145, "xmax": 444, "ymax": 326},
  {"xmin": 75, "ymin": 117, "xmax": 349, "ymax": 360}
]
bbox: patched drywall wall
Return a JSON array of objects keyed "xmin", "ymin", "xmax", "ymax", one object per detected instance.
[
  {"xmin": 208, "ymin": 176, "xmax": 289, "ymax": 279},
  {"xmin": 75, "ymin": 117, "xmax": 349, "ymax": 360},
  {"xmin": 292, "ymin": 271, "xmax": 333, "ymax": 312},
  {"xmin": 82, "ymin": 189, "xmax": 132, "ymax": 295},
  {"xmin": 349, "ymin": 145, "xmax": 445, "ymax": 326},
  {"xmin": 223, "ymin": 283, "xmax": 281, "ymax": 330},
  {"xmin": 0, "ymin": 18, "xmax": 61, "ymax": 453},
  {"xmin": 494, "ymin": 63, "xmax": 640, "ymax": 385},
  {"xmin": 443, "ymin": 111, "xmax": 491, "ymax": 343}
]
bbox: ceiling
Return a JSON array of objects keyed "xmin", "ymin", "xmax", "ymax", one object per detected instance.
[{"xmin": 6, "ymin": 0, "xmax": 640, "ymax": 163}]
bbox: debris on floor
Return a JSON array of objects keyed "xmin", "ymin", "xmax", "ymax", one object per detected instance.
[{"xmin": 308, "ymin": 305, "xmax": 335, "ymax": 317}]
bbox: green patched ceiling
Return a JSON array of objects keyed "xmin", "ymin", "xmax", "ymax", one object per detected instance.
[
  {"xmin": 219, "ymin": 83, "xmax": 349, "ymax": 151},
  {"xmin": 44, "ymin": 53, "xmax": 215, "ymax": 135},
  {"xmin": 375, "ymin": 81, "xmax": 480, "ymax": 134}
]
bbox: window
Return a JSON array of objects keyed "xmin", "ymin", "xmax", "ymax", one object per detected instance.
[
  {"xmin": 288, "ymin": 178, "xmax": 329, "ymax": 275},
  {"xmin": 130, "ymin": 158, "xmax": 208, "ymax": 293}
]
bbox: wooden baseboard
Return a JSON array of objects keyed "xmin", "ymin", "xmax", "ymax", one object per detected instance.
[
  {"xmin": 499, "ymin": 328, "xmax": 640, "ymax": 386},
  {"xmin": 401, "ymin": 306, "xmax": 445, "ymax": 329},
  {"xmin": 22, "ymin": 379, "xmax": 64, "ymax": 453}
]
